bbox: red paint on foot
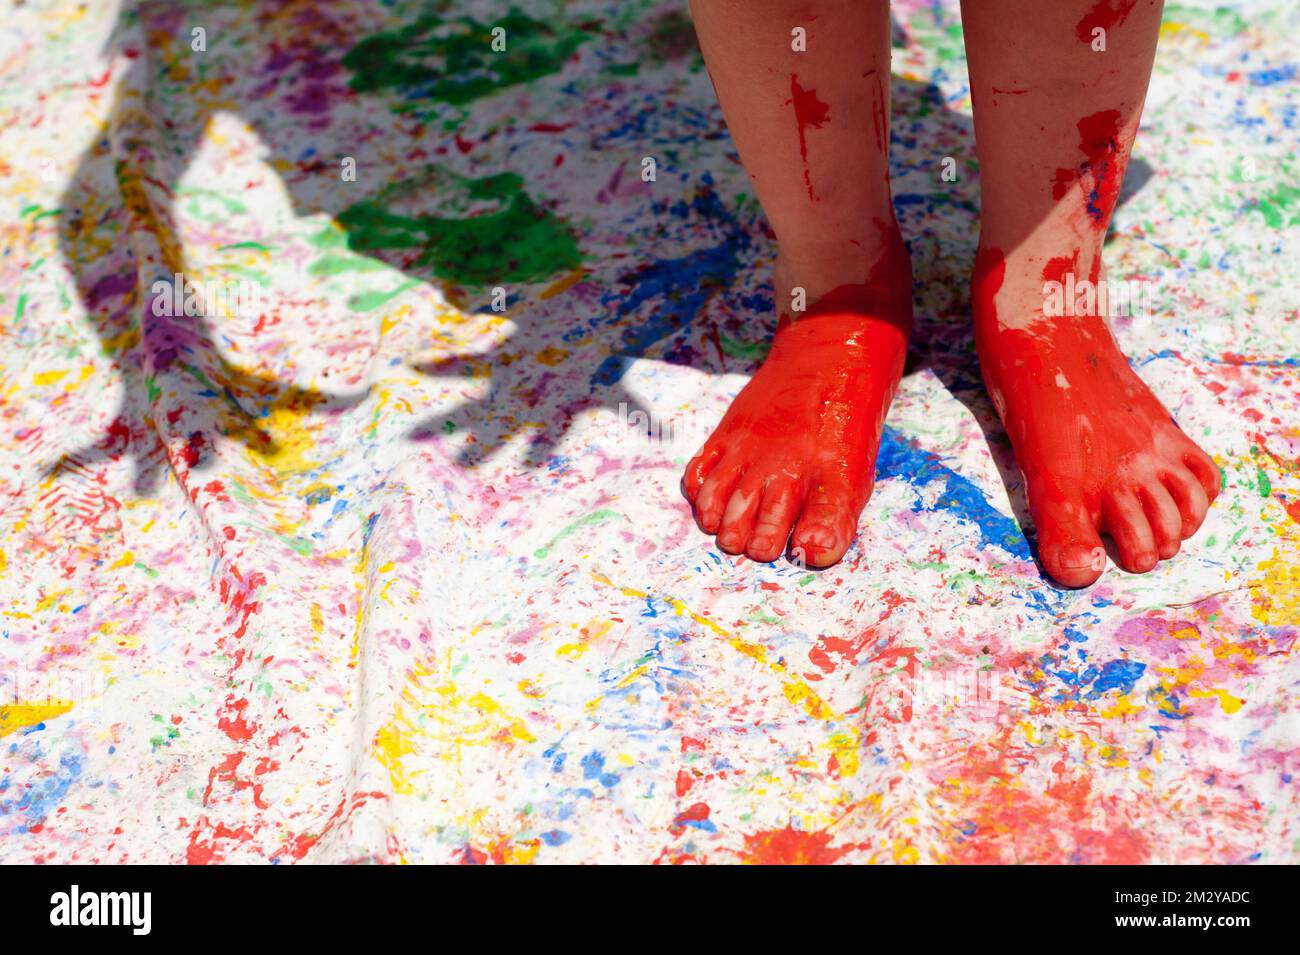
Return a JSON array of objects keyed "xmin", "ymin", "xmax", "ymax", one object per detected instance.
[
  {"xmin": 683, "ymin": 234, "xmax": 912, "ymax": 569},
  {"xmin": 974, "ymin": 247, "xmax": 1220, "ymax": 587},
  {"xmin": 1040, "ymin": 254, "xmax": 1078, "ymax": 287}
]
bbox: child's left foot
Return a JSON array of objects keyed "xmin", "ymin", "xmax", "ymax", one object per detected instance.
[{"xmin": 974, "ymin": 246, "xmax": 1220, "ymax": 587}]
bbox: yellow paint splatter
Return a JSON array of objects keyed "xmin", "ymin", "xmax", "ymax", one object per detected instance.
[
  {"xmin": 1188, "ymin": 687, "xmax": 1246, "ymax": 715},
  {"xmin": 0, "ymin": 701, "xmax": 74, "ymax": 738},
  {"xmin": 589, "ymin": 570, "xmax": 859, "ymax": 776},
  {"xmin": 539, "ymin": 267, "xmax": 587, "ymax": 299}
]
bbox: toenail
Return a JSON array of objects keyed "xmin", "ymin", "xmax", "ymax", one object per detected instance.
[{"xmin": 1061, "ymin": 546, "xmax": 1105, "ymax": 571}]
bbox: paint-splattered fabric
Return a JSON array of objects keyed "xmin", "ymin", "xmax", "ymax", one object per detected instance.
[{"xmin": 1, "ymin": 0, "xmax": 1296, "ymax": 863}]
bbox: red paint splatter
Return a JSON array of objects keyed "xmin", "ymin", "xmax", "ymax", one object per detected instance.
[
  {"xmin": 675, "ymin": 769, "xmax": 694, "ymax": 797},
  {"xmin": 1076, "ymin": 0, "xmax": 1138, "ymax": 43},
  {"xmin": 1041, "ymin": 253, "xmax": 1078, "ymax": 286},
  {"xmin": 670, "ymin": 802, "xmax": 711, "ymax": 836},
  {"xmin": 741, "ymin": 825, "xmax": 853, "ymax": 864},
  {"xmin": 790, "ymin": 74, "xmax": 829, "ymax": 200}
]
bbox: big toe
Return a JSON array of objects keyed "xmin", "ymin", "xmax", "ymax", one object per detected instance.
[
  {"xmin": 790, "ymin": 475, "xmax": 861, "ymax": 569},
  {"xmin": 1035, "ymin": 497, "xmax": 1106, "ymax": 588}
]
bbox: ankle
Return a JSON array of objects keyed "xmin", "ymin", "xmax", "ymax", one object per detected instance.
[
  {"xmin": 972, "ymin": 239, "xmax": 1107, "ymax": 332},
  {"xmin": 775, "ymin": 222, "xmax": 912, "ymax": 322}
]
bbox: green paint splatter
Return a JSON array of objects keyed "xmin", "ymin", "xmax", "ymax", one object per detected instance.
[
  {"xmin": 534, "ymin": 509, "xmax": 619, "ymax": 559},
  {"xmin": 150, "ymin": 713, "xmax": 181, "ymax": 750},
  {"xmin": 720, "ymin": 335, "xmax": 771, "ymax": 361},
  {"xmin": 1257, "ymin": 467, "xmax": 1272, "ymax": 498},
  {"xmin": 308, "ymin": 254, "xmax": 388, "ymax": 278},
  {"xmin": 218, "ymin": 241, "xmax": 271, "ymax": 253},
  {"xmin": 344, "ymin": 11, "xmax": 589, "ymax": 106},
  {"xmin": 281, "ymin": 535, "xmax": 314, "ymax": 556},
  {"xmin": 338, "ymin": 171, "xmax": 581, "ymax": 287},
  {"xmin": 1252, "ymin": 182, "xmax": 1300, "ymax": 230},
  {"xmin": 177, "ymin": 186, "xmax": 247, "ymax": 221},
  {"xmin": 347, "ymin": 279, "xmax": 420, "ymax": 312}
]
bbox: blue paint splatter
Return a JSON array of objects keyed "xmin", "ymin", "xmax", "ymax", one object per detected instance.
[
  {"xmin": 1087, "ymin": 659, "xmax": 1146, "ymax": 698},
  {"xmin": 580, "ymin": 750, "xmax": 621, "ymax": 788},
  {"xmin": 876, "ymin": 426, "xmax": 1031, "ymax": 559},
  {"xmin": 0, "ymin": 748, "xmax": 82, "ymax": 829},
  {"xmin": 591, "ymin": 173, "xmax": 750, "ymax": 388},
  {"xmin": 1248, "ymin": 64, "xmax": 1296, "ymax": 86}
]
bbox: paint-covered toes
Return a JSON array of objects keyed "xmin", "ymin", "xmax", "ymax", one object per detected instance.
[
  {"xmin": 1162, "ymin": 467, "xmax": 1211, "ymax": 538},
  {"xmin": 1034, "ymin": 495, "xmax": 1106, "ymax": 588},
  {"xmin": 790, "ymin": 475, "xmax": 858, "ymax": 568},
  {"xmin": 1138, "ymin": 483, "xmax": 1183, "ymax": 560},
  {"xmin": 693, "ymin": 458, "xmax": 744, "ymax": 535},
  {"xmin": 681, "ymin": 446, "xmax": 722, "ymax": 505},
  {"xmin": 1102, "ymin": 489, "xmax": 1158, "ymax": 573},
  {"xmin": 746, "ymin": 477, "xmax": 802, "ymax": 563},
  {"xmin": 715, "ymin": 475, "xmax": 765, "ymax": 554}
]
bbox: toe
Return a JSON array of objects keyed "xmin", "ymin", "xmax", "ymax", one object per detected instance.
[
  {"xmin": 682, "ymin": 446, "xmax": 723, "ymax": 504},
  {"xmin": 790, "ymin": 474, "xmax": 860, "ymax": 569},
  {"xmin": 1182, "ymin": 446, "xmax": 1222, "ymax": 501},
  {"xmin": 1139, "ymin": 483, "xmax": 1182, "ymax": 560},
  {"xmin": 1103, "ymin": 488, "xmax": 1159, "ymax": 573},
  {"xmin": 1162, "ymin": 468, "xmax": 1210, "ymax": 539},
  {"xmin": 1035, "ymin": 497, "xmax": 1106, "ymax": 588},
  {"xmin": 694, "ymin": 460, "xmax": 745, "ymax": 535},
  {"xmin": 716, "ymin": 475, "xmax": 765, "ymax": 555},
  {"xmin": 747, "ymin": 477, "xmax": 802, "ymax": 563}
]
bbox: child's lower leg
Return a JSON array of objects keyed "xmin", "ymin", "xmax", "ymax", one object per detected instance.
[
  {"xmin": 684, "ymin": 0, "xmax": 910, "ymax": 567},
  {"xmin": 963, "ymin": 0, "xmax": 1219, "ymax": 585}
]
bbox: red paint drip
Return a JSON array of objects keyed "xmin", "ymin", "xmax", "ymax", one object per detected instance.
[{"xmin": 790, "ymin": 74, "xmax": 829, "ymax": 200}]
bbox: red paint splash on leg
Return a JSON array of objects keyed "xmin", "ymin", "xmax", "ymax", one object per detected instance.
[
  {"xmin": 1076, "ymin": 0, "xmax": 1138, "ymax": 43},
  {"xmin": 1047, "ymin": 110, "xmax": 1128, "ymax": 229},
  {"xmin": 1076, "ymin": 109, "xmax": 1125, "ymax": 226},
  {"xmin": 790, "ymin": 73, "xmax": 829, "ymax": 200}
]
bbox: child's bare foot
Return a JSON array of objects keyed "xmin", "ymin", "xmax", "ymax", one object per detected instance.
[
  {"xmin": 974, "ymin": 247, "xmax": 1220, "ymax": 587},
  {"xmin": 962, "ymin": 0, "xmax": 1216, "ymax": 585},
  {"xmin": 683, "ymin": 241, "xmax": 911, "ymax": 567},
  {"xmin": 686, "ymin": 0, "xmax": 904, "ymax": 567}
]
